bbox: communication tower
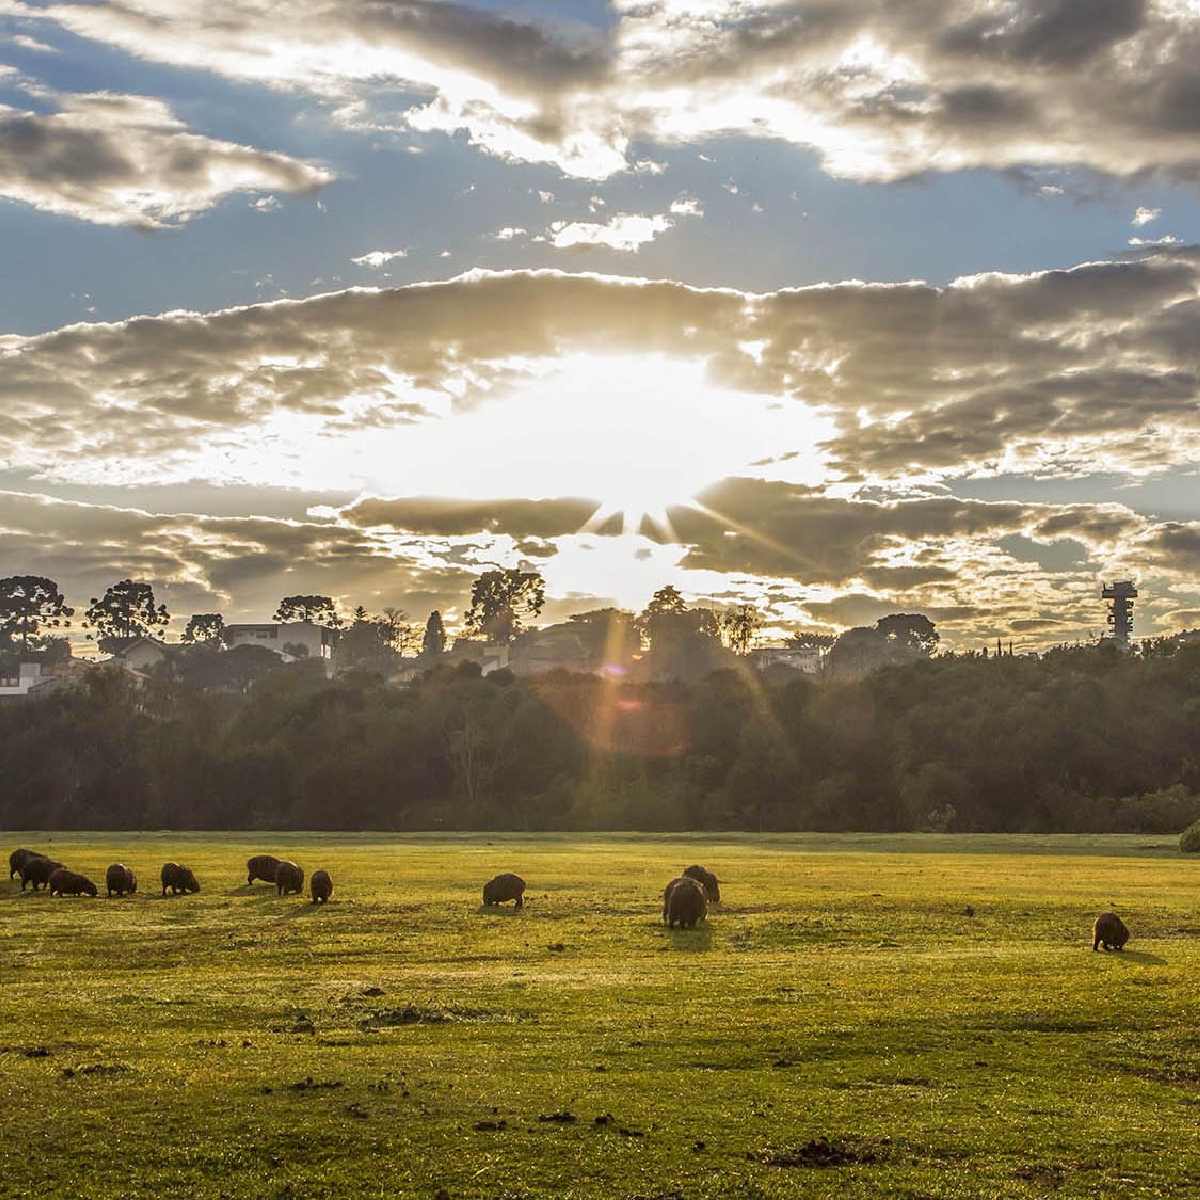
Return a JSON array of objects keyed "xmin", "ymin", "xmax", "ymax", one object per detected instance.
[{"xmin": 1101, "ymin": 580, "xmax": 1137, "ymax": 648}]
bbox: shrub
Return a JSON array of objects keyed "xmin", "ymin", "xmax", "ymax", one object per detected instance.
[{"xmin": 1180, "ymin": 818, "xmax": 1200, "ymax": 853}]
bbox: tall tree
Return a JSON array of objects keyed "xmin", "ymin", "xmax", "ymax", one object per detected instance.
[
  {"xmin": 86, "ymin": 579, "xmax": 169, "ymax": 643},
  {"xmin": 423, "ymin": 610, "xmax": 447, "ymax": 656},
  {"xmin": 0, "ymin": 575, "xmax": 73, "ymax": 651},
  {"xmin": 875, "ymin": 613, "xmax": 940, "ymax": 657},
  {"xmin": 464, "ymin": 570, "xmax": 545, "ymax": 644},
  {"xmin": 183, "ymin": 613, "xmax": 225, "ymax": 644},
  {"xmin": 721, "ymin": 604, "xmax": 762, "ymax": 655},
  {"xmin": 273, "ymin": 594, "xmax": 341, "ymax": 627}
]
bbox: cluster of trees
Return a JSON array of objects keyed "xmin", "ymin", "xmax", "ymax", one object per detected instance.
[
  {"xmin": 1, "ymin": 639, "xmax": 1196, "ymax": 833},
  {"xmin": 2, "ymin": 569, "xmax": 945, "ymax": 687}
]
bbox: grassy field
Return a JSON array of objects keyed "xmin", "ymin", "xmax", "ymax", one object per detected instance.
[{"xmin": 2, "ymin": 833, "xmax": 1200, "ymax": 1199}]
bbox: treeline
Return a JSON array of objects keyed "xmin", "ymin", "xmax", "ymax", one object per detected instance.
[{"xmin": 1, "ymin": 640, "xmax": 1198, "ymax": 833}]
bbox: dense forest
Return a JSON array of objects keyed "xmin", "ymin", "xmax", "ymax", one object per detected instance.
[{"xmin": 2, "ymin": 639, "xmax": 1198, "ymax": 833}]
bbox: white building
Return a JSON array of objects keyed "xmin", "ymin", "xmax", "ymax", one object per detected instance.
[{"xmin": 223, "ymin": 621, "xmax": 338, "ymax": 673}]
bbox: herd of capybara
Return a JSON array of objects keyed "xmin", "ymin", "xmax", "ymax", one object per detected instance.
[{"xmin": 7, "ymin": 845, "xmax": 1133, "ymax": 946}]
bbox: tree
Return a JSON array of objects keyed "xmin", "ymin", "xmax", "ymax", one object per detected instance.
[
  {"xmin": 643, "ymin": 585, "xmax": 686, "ymax": 617},
  {"xmin": 337, "ymin": 606, "xmax": 413, "ymax": 674},
  {"xmin": 0, "ymin": 576, "xmax": 74, "ymax": 651},
  {"xmin": 721, "ymin": 604, "xmax": 762, "ymax": 655},
  {"xmin": 183, "ymin": 613, "xmax": 225, "ymax": 645},
  {"xmin": 86, "ymin": 579, "xmax": 169, "ymax": 643},
  {"xmin": 273, "ymin": 594, "xmax": 341, "ymax": 627},
  {"xmin": 423, "ymin": 610, "xmax": 447, "ymax": 656},
  {"xmin": 876, "ymin": 613, "xmax": 940, "ymax": 657},
  {"xmin": 787, "ymin": 630, "xmax": 836, "ymax": 651},
  {"xmin": 464, "ymin": 570, "xmax": 545, "ymax": 644}
]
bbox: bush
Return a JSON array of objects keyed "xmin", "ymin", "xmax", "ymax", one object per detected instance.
[{"xmin": 1181, "ymin": 818, "xmax": 1200, "ymax": 853}]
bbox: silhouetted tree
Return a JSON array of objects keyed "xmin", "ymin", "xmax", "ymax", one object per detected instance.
[
  {"xmin": 183, "ymin": 613, "xmax": 225, "ymax": 644},
  {"xmin": 423, "ymin": 610, "xmax": 447, "ymax": 656},
  {"xmin": 876, "ymin": 613, "xmax": 940, "ymax": 657},
  {"xmin": 86, "ymin": 579, "xmax": 169, "ymax": 644},
  {"xmin": 721, "ymin": 604, "xmax": 762, "ymax": 655},
  {"xmin": 0, "ymin": 575, "xmax": 73, "ymax": 651},
  {"xmin": 464, "ymin": 569, "xmax": 545, "ymax": 643},
  {"xmin": 273, "ymin": 594, "xmax": 341, "ymax": 626}
]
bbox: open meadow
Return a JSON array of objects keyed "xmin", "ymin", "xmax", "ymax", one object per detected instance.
[{"xmin": 3, "ymin": 833, "xmax": 1200, "ymax": 1199}]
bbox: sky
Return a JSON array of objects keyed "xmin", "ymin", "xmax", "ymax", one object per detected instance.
[{"xmin": 3, "ymin": 0, "xmax": 1200, "ymax": 652}]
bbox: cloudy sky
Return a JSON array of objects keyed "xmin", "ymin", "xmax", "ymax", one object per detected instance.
[{"xmin": 3, "ymin": 0, "xmax": 1200, "ymax": 651}]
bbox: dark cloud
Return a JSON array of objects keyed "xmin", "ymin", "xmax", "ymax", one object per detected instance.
[
  {"xmin": 344, "ymin": 495, "xmax": 600, "ymax": 538},
  {"xmin": 0, "ymin": 92, "xmax": 333, "ymax": 227}
]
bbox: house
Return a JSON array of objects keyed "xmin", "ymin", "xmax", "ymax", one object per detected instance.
[
  {"xmin": 102, "ymin": 636, "xmax": 177, "ymax": 675},
  {"xmin": 747, "ymin": 645, "xmax": 824, "ymax": 675},
  {"xmin": 0, "ymin": 656, "xmax": 92, "ymax": 701},
  {"xmin": 509, "ymin": 624, "xmax": 592, "ymax": 676},
  {"xmin": 444, "ymin": 639, "xmax": 509, "ymax": 674},
  {"xmin": 223, "ymin": 621, "xmax": 338, "ymax": 674},
  {"xmin": 0, "ymin": 661, "xmax": 46, "ymax": 700}
]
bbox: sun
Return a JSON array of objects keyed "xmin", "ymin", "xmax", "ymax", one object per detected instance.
[
  {"xmin": 361, "ymin": 351, "xmax": 833, "ymax": 530},
  {"xmin": 233, "ymin": 351, "xmax": 836, "ymax": 537}
]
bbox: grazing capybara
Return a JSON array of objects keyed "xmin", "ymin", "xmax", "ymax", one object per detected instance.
[
  {"xmin": 247, "ymin": 854, "xmax": 281, "ymax": 886},
  {"xmin": 48, "ymin": 868, "xmax": 98, "ymax": 897},
  {"xmin": 482, "ymin": 873, "xmax": 525, "ymax": 908},
  {"xmin": 20, "ymin": 856, "xmax": 63, "ymax": 891},
  {"xmin": 9, "ymin": 847, "xmax": 40, "ymax": 879},
  {"xmin": 1093, "ymin": 912, "xmax": 1130, "ymax": 952},
  {"xmin": 310, "ymin": 868, "xmax": 333, "ymax": 904},
  {"xmin": 683, "ymin": 864, "xmax": 721, "ymax": 903},
  {"xmin": 274, "ymin": 860, "xmax": 304, "ymax": 896},
  {"xmin": 663, "ymin": 876, "xmax": 708, "ymax": 929},
  {"xmin": 160, "ymin": 862, "xmax": 200, "ymax": 896},
  {"xmin": 105, "ymin": 863, "xmax": 137, "ymax": 897}
]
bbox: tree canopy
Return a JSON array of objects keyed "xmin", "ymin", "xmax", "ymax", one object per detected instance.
[
  {"xmin": 85, "ymin": 579, "xmax": 169, "ymax": 644},
  {"xmin": 0, "ymin": 575, "xmax": 73, "ymax": 652},
  {"xmin": 273, "ymin": 595, "xmax": 341, "ymax": 626},
  {"xmin": 464, "ymin": 570, "xmax": 545, "ymax": 643}
]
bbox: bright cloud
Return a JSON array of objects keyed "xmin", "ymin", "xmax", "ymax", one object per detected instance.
[
  {"xmin": 352, "ymin": 248, "xmax": 409, "ymax": 268},
  {"xmin": 18, "ymin": 0, "xmax": 1200, "ymax": 183},
  {"xmin": 548, "ymin": 213, "xmax": 674, "ymax": 252}
]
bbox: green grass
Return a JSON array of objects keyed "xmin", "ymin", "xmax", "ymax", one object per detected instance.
[{"xmin": 3, "ymin": 833, "xmax": 1200, "ymax": 1199}]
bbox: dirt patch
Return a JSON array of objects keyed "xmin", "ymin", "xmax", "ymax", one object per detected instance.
[
  {"xmin": 360, "ymin": 1004, "xmax": 535, "ymax": 1029},
  {"xmin": 749, "ymin": 1137, "xmax": 887, "ymax": 1168}
]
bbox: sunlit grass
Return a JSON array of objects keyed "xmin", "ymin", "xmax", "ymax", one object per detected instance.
[{"xmin": 2, "ymin": 833, "xmax": 1199, "ymax": 1198}]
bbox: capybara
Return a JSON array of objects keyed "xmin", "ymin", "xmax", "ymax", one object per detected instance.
[
  {"xmin": 48, "ymin": 868, "xmax": 97, "ymax": 898},
  {"xmin": 1093, "ymin": 912, "xmax": 1130, "ymax": 951},
  {"xmin": 482, "ymin": 873, "xmax": 525, "ymax": 908},
  {"xmin": 683, "ymin": 864, "xmax": 721, "ymax": 903},
  {"xmin": 274, "ymin": 860, "xmax": 304, "ymax": 896},
  {"xmin": 9, "ymin": 847, "xmax": 39, "ymax": 879},
  {"xmin": 310, "ymin": 868, "xmax": 333, "ymax": 904},
  {"xmin": 160, "ymin": 862, "xmax": 200, "ymax": 896},
  {"xmin": 663, "ymin": 876, "xmax": 708, "ymax": 929},
  {"xmin": 20, "ymin": 856, "xmax": 63, "ymax": 891},
  {"xmin": 105, "ymin": 863, "xmax": 137, "ymax": 897},
  {"xmin": 247, "ymin": 854, "xmax": 281, "ymax": 886}
]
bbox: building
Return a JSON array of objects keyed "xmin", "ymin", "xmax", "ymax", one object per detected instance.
[
  {"xmin": 223, "ymin": 621, "xmax": 338, "ymax": 673},
  {"xmin": 747, "ymin": 645, "xmax": 824, "ymax": 674}
]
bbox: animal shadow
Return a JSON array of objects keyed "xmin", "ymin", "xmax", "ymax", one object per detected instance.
[{"xmin": 667, "ymin": 923, "xmax": 714, "ymax": 951}]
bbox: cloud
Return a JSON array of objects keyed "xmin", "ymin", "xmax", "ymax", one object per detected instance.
[
  {"xmin": 352, "ymin": 248, "xmax": 409, "ymax": 268},
  {"xmin": 0, "ymin": 488, "xmax": 477, "ymax": 627},
  {"xmin": 6, "ymin": 255, "xmax": 1200, "ymax": 490},
  {"xmin": 1134, "ymin": 206, "xmax": 1162, "ymax": 226},
  {"xmin": 548, "ymin": 212, "xmax": 674, "ymax": 252},
  {"xmin": 0, "ymin": 91, "xmax": 333, "ymax": 228},
  {"xmin": 20, "ymin": 1, "xmax": 1200, "ymax": 183},
  {"xmin": 344, "ymin": 495, "xmax": 600, "ymax": 538}
]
